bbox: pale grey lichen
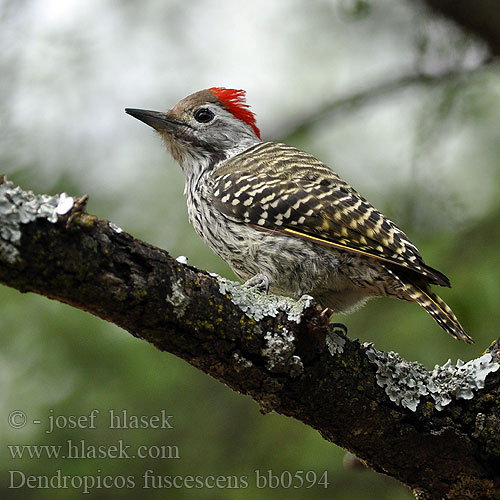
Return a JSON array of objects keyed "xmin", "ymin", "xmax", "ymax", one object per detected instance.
[
  {"xmin": 108, "ymin": 222, "xmax": 123, "ymax": 234},
  {"xmin": 326, "ymin": 329, "xmax": 346, "ymax": 355},
  {"xmin": 261, "ymin": 328, "xmax": 304, "ymax": 376},
  {"xmin": 472, "ymin": 412, "xmax": 486, "ymax": 438},
  {"xmin": 287, "ymin": 295, "xmax": 314, "ymax": 323},
  {"xmin": 55, "ymin": 193, "xmax": 74, "ymax": 215},
  {"xmin": 211, "ymin": 273, "xmax": 313, "ymax": 323},
  {"xmin": 366, "ymin": 347, "xmax": 499, "ymax": 412},
  {"xmin": 232, "ymin": 351, "xmax": 253, "ymax": 373},
  {"xmin": 175, "ymin": 255, "xmax": 188, "ymax": 265},
  {"xmin": 166, "ymin": 279, "xmax": 190, "ymax": 317},
  {"xmin": 287, "ymin": 355, "xmax": 304, "ymax": 377},
  {"xmin": 0, "ymin": 178, "xmax": 74, "ymax": 264}
]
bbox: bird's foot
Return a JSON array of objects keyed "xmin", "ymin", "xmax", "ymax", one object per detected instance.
[
  {"xmin": 244, "ymin": 273, "xmax": 270, "ymax": 294},
  {"xmin": 331, "ymin": 322, "xmax": 348, "ymax": 336}
]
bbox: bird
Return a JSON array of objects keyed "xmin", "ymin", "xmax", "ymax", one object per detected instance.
[{"xmin": 125, "ymin": 87, "xmax": 473, "ymax": 343}]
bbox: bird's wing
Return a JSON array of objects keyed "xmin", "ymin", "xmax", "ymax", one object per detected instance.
[{"xmin": 211, "ymin": 142, "xmax": 450, "ymax": 287}]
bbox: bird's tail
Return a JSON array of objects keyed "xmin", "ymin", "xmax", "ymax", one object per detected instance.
[
  {"xmin": 403, "ymin": 283, "xmax": 473, "ymax": 343},
  {"xmin": 384, "ymin": 266, "xmax": 473, "ymax": 343}
]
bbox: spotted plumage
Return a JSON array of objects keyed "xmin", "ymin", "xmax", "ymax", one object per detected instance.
[
  {"xmin": 126, "ymin": 88, "xmax": 473, "ymax": 343},
  {"xmin": 211, "ymin": 142, "xmax": 449, "ymax": 286}
]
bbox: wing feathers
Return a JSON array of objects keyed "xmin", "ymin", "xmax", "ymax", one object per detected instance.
[{"xmin": 212, "ymin": 142, "xmax": 450, "ymax": 287}]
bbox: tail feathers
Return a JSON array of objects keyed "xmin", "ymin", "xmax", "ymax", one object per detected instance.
[
  {"xmin": 404, "ymin": 284, "xmax": 474, "ymax": 344},
  {"xmin": 384, "ymin": 267, "xmax": 473, "ymax": 343}
]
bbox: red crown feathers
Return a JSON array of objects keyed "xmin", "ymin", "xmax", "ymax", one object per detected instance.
[{"xmin": 209, "ymin": 87, "xmax": 261, "ymax": 139}]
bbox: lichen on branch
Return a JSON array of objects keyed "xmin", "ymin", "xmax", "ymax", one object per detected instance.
[{"xmin": 0, "ymin": 176, "xmax": 499, "ymax": 499}]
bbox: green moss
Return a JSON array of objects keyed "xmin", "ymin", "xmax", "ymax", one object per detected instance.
[
  {"xmin": 423, "ymin": 401, "xmax": 434, "ymax": 417},
  {"xmin": 115, "ymin": 289, "xmax": 128, "ymax": 301},
  {"xmin": 76, "ymin": 214, "xmax": 97, "ymax": 227},
  {"xmin": 132, "ymin": 289, "xmax": 148, "ymax": 300},
  {"xmin": 195, "ymin": 320, "xmax": 215, "ymax": 332},
  {"xmin": 239, "ymin": 314, "xmax": 257, "ymax": 336},
  {"xmin": 31, "ymin": 228, "xmax": 44, "ymax": 241}
]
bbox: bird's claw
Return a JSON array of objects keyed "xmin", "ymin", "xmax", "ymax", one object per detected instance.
[
  {"xmin": 320, "ymin": 307, "xmax": 334, "ymax": 321},
  {"xmin": 244, "ymin": 273, "xmax": 270, "ymax": 294},
  {"xmin": 331, "ymin": 322, "xmax": 348, "ymax": 336}
]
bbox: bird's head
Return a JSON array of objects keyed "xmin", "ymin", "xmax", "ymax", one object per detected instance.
[{"xmin": 126, "ymin": 87, "xmax": 261, "ymax": 174}]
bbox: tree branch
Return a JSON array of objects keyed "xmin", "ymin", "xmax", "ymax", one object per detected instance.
[
  {"xmin": 422, "ymin": 0, "xmax": 500, "ymax": 57},
  {"xmin": 276, "ymin": 63, "xmax": 497, "ymax": 143},
  {"xmin": 1, "ymin": 177, "xmax": 499, "ymax": 499}
]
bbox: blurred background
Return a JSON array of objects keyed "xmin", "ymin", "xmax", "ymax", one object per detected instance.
[{"xmin": 1, "ymin": 0, "xmax": 499, "ymax": 498}]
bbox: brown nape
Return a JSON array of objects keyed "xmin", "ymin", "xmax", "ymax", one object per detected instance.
[{"xmin": 166, "ymin": 89, "xmax": 220, "ymax": 120}]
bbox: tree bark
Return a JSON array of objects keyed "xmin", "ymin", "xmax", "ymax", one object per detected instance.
[
  {"xmin": 423, "ymin": 0, "xmax": 500, "ymax": 57},
  {"xmin": 1, "ymin": 177, "xmax": 499, "ymax": 499}
]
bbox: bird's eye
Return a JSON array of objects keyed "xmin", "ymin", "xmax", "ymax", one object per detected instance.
[{"xmin": 194, "ymin": 108, "xmax": 214, "ymax": 123}]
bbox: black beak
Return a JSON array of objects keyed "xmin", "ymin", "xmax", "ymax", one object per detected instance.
[{"xmin": 125, "ymin": 108, "xmax": 185, "ymax": 131}]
